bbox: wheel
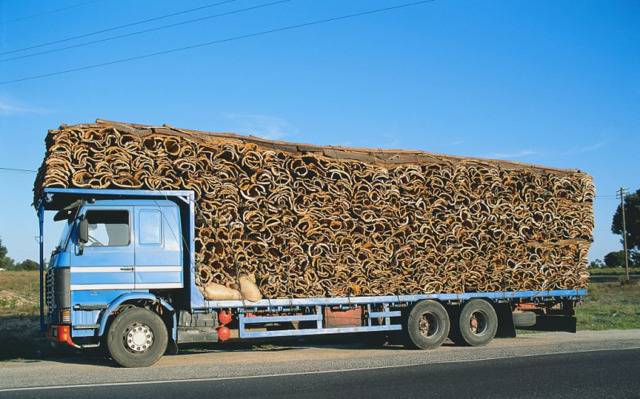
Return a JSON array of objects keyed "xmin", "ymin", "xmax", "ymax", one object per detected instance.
[
  {"xmin": 454, "ymin": 299, "xmax": 498, "ymax": 347},
  {"xmin": 107, "ymin": 307, "xmax": 168, "ymax": 367},
  {"xmin": 403, "ymin": 300, "xmax": 450, "ymax": 350}
]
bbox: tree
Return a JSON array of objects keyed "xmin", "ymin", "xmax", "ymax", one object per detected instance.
[
  {"xmin": 589, "ymin": 259, "xmax": 605, "ymax": 268},
  {"xmin": 604, "ymin": 250, "xmax": 626, "ymax": 268},
  {"xmin": 0, "ymin": 238, "xmax": 15, "ymax": 269},
  {"xmin": 612, "ymin": 188, "xmax": 640, "ymax": 251},
  {"xmin": 0, "ymin": 238, "xmax": 38, "ymax": 271},
  {"xmin": 13, "ymin": 259, "xmax": 39, "ymax": 271},
  {"xmin": 0, "ymin": 238, "xmax": 6, "ymax": 260}
]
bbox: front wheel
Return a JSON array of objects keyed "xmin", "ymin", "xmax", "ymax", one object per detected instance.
[{"xmin": 107, "ymin": 307, "xmax": 168, "ymax": 367}]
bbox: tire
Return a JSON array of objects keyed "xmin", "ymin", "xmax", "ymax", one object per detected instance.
[
  {"xmin": 512, "ymin": 311, "xmax": 536, "ymax": 328},
  {"xmin": 403, "ymin": 300, "xmax": 450, "ymax": 350},
  {"xmin": 107, "ymin": 307, "xmax": 168, "ymax": 368},
  {"xmin": 454, "ymin": 299, "xmax": 498, "ymax": 347}
]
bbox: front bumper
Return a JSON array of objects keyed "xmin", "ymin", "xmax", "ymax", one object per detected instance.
[
  {"xmin": 46, "ymin": 324, "xmax": 101, "ymax": 349},
  {"xmin": 46, "ymin": 324, "xmax": 74, "ymax": 347}
]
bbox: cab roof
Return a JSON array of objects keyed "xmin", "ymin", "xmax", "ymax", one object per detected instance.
[{"xmin": 40, "ymin": 188, "xmax": 193, "ymax": 211}]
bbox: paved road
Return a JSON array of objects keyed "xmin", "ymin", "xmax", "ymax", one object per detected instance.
[
  {"xmin": 2, "ymin": 348, "xmax": 639, "ymax": 399},
  {"xmin": 1, "ymin": 330, "xmax": 639, "ymax": 398}
]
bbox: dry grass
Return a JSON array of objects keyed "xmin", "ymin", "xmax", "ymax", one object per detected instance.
[
  {"xmin": 0, "ymin": 271, "xmax": 40, "ymax": 316},
  {"xmin": 0, "ymin": 272, "xmax": 47, "ymax": 360}
]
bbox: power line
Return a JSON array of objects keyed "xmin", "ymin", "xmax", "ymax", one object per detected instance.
[
  {"xmin": 0, "ymin": 0, "xmax": 436, "ymax": 86},
  {"xmin": 0, "ymin": 167, "xmax": 37, "ymax": 173},
  {"xmin": 1, "ymin": 0, "xmax": 105, "ymax": 25},
  {"xmin": 0, "ymin": 0, "xmax": 239, "ymax": 56},
  {"xmin": 0, "ymin": 0, "xmax": 291, "ymax": 63}
]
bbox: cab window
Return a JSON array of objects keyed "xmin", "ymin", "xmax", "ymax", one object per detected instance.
[
  {"xmin": 139, "ymin": 210, "xmax": 162, "ymax": 245},
  {"xmin": 84, "ymin": 210, "xmax": 130, "ymax": 247}
]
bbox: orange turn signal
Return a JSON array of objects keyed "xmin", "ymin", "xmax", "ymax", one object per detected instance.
[
  {"xmin": 56, "ymin": 325, "xmax": 71, "ymax": 344},
  {"xmin": 60, "ymin": 308, "xmax": 71, "ymax": 324}
]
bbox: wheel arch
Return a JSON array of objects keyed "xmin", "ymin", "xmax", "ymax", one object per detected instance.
[{"xmin": 98, "ymin": 293, "xmax": 176, "ymax": 341}]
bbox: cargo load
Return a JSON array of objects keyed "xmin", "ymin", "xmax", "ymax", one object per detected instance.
[{"xmin": 33, "ymin": 120, "xmax": 594, "ymax": 298}]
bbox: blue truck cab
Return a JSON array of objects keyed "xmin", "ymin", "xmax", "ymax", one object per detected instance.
[
  {"xmin": 38, "ymin": 188, "xmax": 586, "ymax": 368},
  {"xmin": 40, "ymin": 188, "xmax": 203, "ymax": 367}
]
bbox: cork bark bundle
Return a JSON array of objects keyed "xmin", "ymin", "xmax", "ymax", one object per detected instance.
[{"xmin": 34, "ymin": 120, "xmax": 594, "ymax": 298}]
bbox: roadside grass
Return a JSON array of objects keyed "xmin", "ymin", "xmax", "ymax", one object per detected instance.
[
  {"xmin": 0, "ymin": 271, "xmax": 40, "ymax": 316},
  {"xmin": 577, "ymin": 281, "xmax": 640, "ymax": 330},
  {"xmin": 0, "ymin": 271, "xmax": 57, "ymax": 361},
  {"xmin": 588, "ymin": 267, "xmax": 640, "ymax": 276},
  {"xmin": 0, "ymin": 271, "xmax": 638, "ymax": 361}
]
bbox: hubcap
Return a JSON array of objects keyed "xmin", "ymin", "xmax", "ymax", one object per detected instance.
[
  {"xmin": 469, "ymin": 311, "xmax": 488, "ymax": 335},
  {"xmin": 125, "ymin": 323, "xmax": 154, "ymax": 353},
  {"xmin": 418, "ymin": 312, "xmax": 438, "ymax": 337}
]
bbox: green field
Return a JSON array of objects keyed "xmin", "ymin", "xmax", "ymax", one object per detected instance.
[{"xmin": 1, "ymin": 271, "xmax": 639, "ymax": 360}]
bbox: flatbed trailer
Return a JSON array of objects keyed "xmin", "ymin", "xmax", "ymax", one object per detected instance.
[{"xmin": 38, "ymin": 188, "xmax": 585, "ymax": 367}]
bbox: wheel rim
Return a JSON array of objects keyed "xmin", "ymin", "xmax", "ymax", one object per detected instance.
[
  {"xmin": 418, "ymin": 312, "xmax": 439, "ymax": 338},
  {"xmin": 124, "ymin": 323, "xmax": 154, "ymax": 353},
  {"xmin": 469, "ymin": 310, "xmax": 488, "ymax": 335}
]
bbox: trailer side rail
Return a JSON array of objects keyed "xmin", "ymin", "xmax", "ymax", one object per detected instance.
[
  {"xmin": 203, "ymin": 288, "xmax": 587, "ymax": 310},
  {"xmin": 210, "ymin": 289, "xmax": 586, "ymax": 339},
  {"xmin": 238, "ymin": 304, "xmax": 402, "ymax": 339}
]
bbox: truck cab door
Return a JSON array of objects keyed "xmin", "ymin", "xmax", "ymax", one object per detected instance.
[
  {"xmin": 69, "ymin": 207, "xmax": 135, "ymax": 291},
  {"xmin": 134, "ymin": 205, "xmax": 183, "ymax": 290}
]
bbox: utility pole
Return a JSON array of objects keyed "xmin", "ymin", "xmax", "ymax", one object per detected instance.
[{"xmin": 618, "ymin": 187, "xmax": 630, "ymax": 282}]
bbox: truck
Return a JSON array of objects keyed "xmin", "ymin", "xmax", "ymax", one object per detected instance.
[{"xmin": 39, "ymin": 186, "xmax": 585, "ymax": 368}]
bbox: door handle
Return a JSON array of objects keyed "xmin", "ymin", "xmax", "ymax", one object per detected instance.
[{"xmin": 120, "ymin": 266, "xmax": 134, "ymax": 271}]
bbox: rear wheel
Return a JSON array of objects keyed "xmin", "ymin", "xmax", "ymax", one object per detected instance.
[
  {"xmin": 403, "ymin": 300, "xmax": 450, "ymax": 349},
  {"xmin": 452, "ymin": 299, "xmax": 498, "ymax": 347},
  {"xmin": 107, "ymin": 307, "xmax": 168, "ymax": 368}
]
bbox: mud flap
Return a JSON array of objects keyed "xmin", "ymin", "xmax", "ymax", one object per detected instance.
[
  {"xmin": 494, "ymin": 303, "xmax": 516, "ymax": 338},
  {"xmin": 519, "ymin": 315, "xmax": 577, "ymax": 333}
]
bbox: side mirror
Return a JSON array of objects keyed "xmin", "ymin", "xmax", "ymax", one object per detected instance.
[{"xmin": 78, "ymin": 217, "xmax": 89, "ymax": 244}]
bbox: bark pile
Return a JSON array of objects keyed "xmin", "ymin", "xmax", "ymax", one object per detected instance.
[{"xmin": 34, "ymin": 120, "xmax": 594, "ymax": 298}]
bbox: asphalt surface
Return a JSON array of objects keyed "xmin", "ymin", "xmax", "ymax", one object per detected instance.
[
  {"xmin": 1, "ymin": 330, "xmax": 639, "ymax": 398},
  {"xmin": 2, "ymin": 349, "xmax": 639, "ymax": 399}
]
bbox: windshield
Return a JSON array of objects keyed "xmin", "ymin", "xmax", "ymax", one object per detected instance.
[
  {"xmin": 54, "ymin": 218, "xmax": 74, "ymax": 253},
  {"xmin": 52, "ymin": 200, "xmax": 83, "ymax": 253}
]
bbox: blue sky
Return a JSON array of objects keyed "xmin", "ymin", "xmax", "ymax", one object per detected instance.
[{"xmin": 0, "ymin": 0, "xmax": 638, "ymax": 263}]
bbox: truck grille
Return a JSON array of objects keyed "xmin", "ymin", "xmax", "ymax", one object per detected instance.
[{"xmin": 45, "ymin": 267, "xmax": 55, "ymax": 313}]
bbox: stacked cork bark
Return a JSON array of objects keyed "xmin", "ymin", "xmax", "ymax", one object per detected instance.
[{"xmin": 34, "ymin": 120, "xmax": 594, "ymax": 298}]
